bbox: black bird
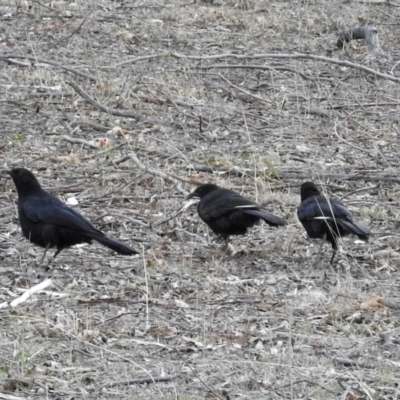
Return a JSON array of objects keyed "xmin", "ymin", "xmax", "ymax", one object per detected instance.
[
  {"xmin": 7, "ymin": 168, "xmax": 137, "ymax": 264},
  {"xmin": 298, "ymin": 182, "xmax": 370, "ymax": 264},
  {"xmin": 186, "ymin": 183, "xmax": 288, "ymax": 248}
]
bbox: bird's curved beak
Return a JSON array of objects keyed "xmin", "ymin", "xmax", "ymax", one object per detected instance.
[
  {"xmin": 4, "ymin": 170, "xmax": 13, "ymax": 177},
  {"xmin": 186, "ymin": 192, "xmax": 195, "ymax": 200}
]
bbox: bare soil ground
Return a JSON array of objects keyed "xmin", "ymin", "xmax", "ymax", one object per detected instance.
[{"xmin": 1, "ymin": 0, "xmax": 400, "ymax": 398}]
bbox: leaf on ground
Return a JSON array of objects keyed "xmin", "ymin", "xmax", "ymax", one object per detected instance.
[
  {"xmin": 89, "ymin": 138, "xmax": 112, "ymax": 149},
  {"xmin": 147, "ymin": 325, "xmax": 177, "ymax": 339},
  {"xmin": 173, "ymin": 299, "xmax": 190, "ymax": 308},
  {"xmin": 359, "ymin": 297, "xmax": 385, "ymax": 311}
]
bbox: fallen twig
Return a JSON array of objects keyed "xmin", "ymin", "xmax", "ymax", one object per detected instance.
[
  {"xmin": 185, "ymin": 163, "xmax": 251, "ymax": 177},
  {"xmin": 334, "ymin": 357, "xmax": 375, "ymax": 369},
  {"xmin": 171, "ymin": 52, "xmax": 400, "ymax": 83},
  {"xmin": 101, "ymin": 375, "xmax": 177, "ymax": 389},
  {"xmin": 338, "ymin": 184, "xmax": 380, "ymax": 201},
  {"xmin": 0, "ymin": 392, "xmax": 26, "ymax": 400},
  {"xmin": 280, "ymin": 170, "xmax": 400, "ymax": 184},
  {"xmin": 194, "ymin": 64, "xmax": 313, "ymax": 81},
  {"xmin": 128, "ymin": 153, "xmax": 189, "ymax": 196},
  {"xmin": 187, "ymin": 164, "xmax": 400, "ymax": 184},
  {"xmin": 14, "ymin": 288, "xmax": 68, "ymax": 300},
  {"xmin": 1, "ymin": 54, "xmax": 96, "ymax": 82},
  {"xmin": 218, "ymin": 73, "xmax": 271, "ymax": 105},
  {"xmin": 157, "ymin": 198, "xmax": 199, "ymax": 226},
  {"xmin": 333, "ymin": 122, "xmax": 374, "ymax": 154},
  {"xmin": 174, "ymin": 347, "xmax": 224, "ymax": 400},
  {"xmin": 62, "ymin": 135, "xmax": 102, "ymax": 150},
  {"xmin": 66, "ymin": 79, "xmax": 171, "ymax": 127},
  {"xmin": 348, "ymin": 248, "xmax": 400, "ymax": 260},
  {"xmin": 0, "ymin": 279, "xmax": 53, "ymax": 309}
]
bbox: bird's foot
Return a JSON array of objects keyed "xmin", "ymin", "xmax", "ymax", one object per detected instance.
[
  {"xmin": 215, "ymin": 235, "xmax": 227, "ymax": 244},
  {"xmin": 221, "ymin": 242, "xmax": 236, "ymax": 257},
  {"xmin": 34, "ymin": 257, "xmax": 56, "ymax": 271}
]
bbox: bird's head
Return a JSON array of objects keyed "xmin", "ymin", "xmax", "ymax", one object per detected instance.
[
  {"xmin": 186, "ymin": 183, "xmax": 219, "ymax": 200},
  {"xmin": 7, "ymin": 168, "xmax": 42, "ymax": 196},
  {"xmin": 300, "ymin": 182, "xmax": 321, "ymax": 201}
]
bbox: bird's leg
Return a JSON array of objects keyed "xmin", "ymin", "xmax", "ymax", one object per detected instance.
[
  {"xmin": 49, "ymin": 247, "xmax": 66, "ymax": 266},
  {"xmin": 221, "ymin": 236, "xmax": 230, "ymax": 252},
  {"xmin": 38, "ymin": 244, "xmax": 51, "ymax": 267},
  {"xmin": 331, "ymin": 248, "xmax": 337, "ymax": 265},
  {"xmin": 311, "ymin": 234, "xmax": 330, "ymax": 282},
  {"xmin": 221, "ymin": 236, "xmax": 236, "ymax": 256},
  {"xmin": 312, "ymin": 234, "xmax": 326, "ymax": 269},
  {"xmin": 53, "ymin": 247, "xmax": 62, "ymax": 260},
  {"xmin": 327, "ymin": 231, "xmax": 340, "ymax": 265}
]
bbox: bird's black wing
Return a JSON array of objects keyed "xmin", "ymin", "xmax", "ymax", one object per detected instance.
[
  {"xmin": 21, "ymin": 193, "xmax": 101, "ymax": 234},
  {"xmin": 298, "ymin": 196, "xmax": 353, "ymax": 222},
  {"xmin": 199, "ymin": 190, "xmax": 258, "ymax": 220}
]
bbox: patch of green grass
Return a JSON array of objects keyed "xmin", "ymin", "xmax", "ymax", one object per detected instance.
[
  {"xmin": 12, "ymin": 134, "xmax": 25, "ymax": 142},
  {"xmin": 262, "ymin": 152, "xmax": 280, "ymax": 179}
]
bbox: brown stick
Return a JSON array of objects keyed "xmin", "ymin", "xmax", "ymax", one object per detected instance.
[
  {"xmin": 186, "ymin": 164, "xmax": 400, "ymax": 184},
  {"xmin": 101, "ymin": 375, "xmax": 177, "ymax": 389},
  {"xmin": 128, "ymin": 153, "xmax": 189, "ymax": 196},
  {"xmin": 1, "ymin": 54, "xmax": 96, "ymax": 81},
  {"xmin": 65, "ymin": 79, "xmax": 171, "ymax": 127}
]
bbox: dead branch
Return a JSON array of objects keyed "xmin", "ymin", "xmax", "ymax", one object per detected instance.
[
  {"xmin": 95, "ymin": 312, "xmax": 136, "ymax": 326},
  {"xmin": 186, "ymin": 164, "xmax": 400, "ymax": 184},
  {"xmin": 95, "ymin": 212, "xmax": 149, "ymax": 228},
  {"xmin": 62, "ymin": 135, "xmax": 103, "ymax": 150},
  {"xmin": 14, "ymin": 288, "xmax": 68, "ymax": 299},
  {"xmin": 349, "ymin": 248, "xmax": 400, "ymax": 260},
  {"xmin": 0, "ymin": 279, "xmax": 53, "ymax": 309},
  {"xmin": 218, "ymin": 73, "xmax": 272, "ymax": 105},
  {"xmin": 334, "ymin": 357, "xmax": 375, "ymax": 369},
  {"xmin": 81, "ymin": 142, "xmax": 130, "ymax": 161},
  {"xmin": 11, "ymin": 279, "xmax": 53, "ymax": 307},
  {"xmin": 128, "ymin": 153, "xmax": 189, "ymax": 196},
  {"xmin": 333, "ymin": 123, "xmax": 373, "ymax": 154},
  {"xmin": 171, "ymin": 52, "xmax": 400, "ymax": 83},
  {"xmin": 65, "ymin": 79, "xmax": 171, "ymax": 127},
  {"xmin": 156, "ymin": 198, "xmax": 199, "ymax": 226},
  {"xmin": 186, "ymin": 164, "xmax": 250, "ymax": 177},
  {"xmin": 174, "ymin": 347, "xmax": 225, "ymax": 400},
  {"xmin": 112, "ymin": 53, "xmax": 169, "ymax": 68},
  {"xmin": 194, "ymin": 64, "xmax": 314, "ymax": 80},
  {"xmin": 279, "ymin": 171, "xmax": 400, "ymax": 184},
  {"xmin": 339, "ymin": 184, "xmax": 381, "ymax": 201},
  {"xmin": 31, "ymin": 0, "xmax": 66, "ymax": 22},
  {"xmin": 0, "ymin": 54, "xmax": 96, "ymax": 81},
  {"xmin": 0, "ymin": 393, "xmax": 25, "ymax": 400},
  {"xmin": 59, "ymin": 10, "xmax": 94, "ymax": 45},
  {"xmin": 101, "ymin": 375, "xmax": 178, "ymax": 389}
]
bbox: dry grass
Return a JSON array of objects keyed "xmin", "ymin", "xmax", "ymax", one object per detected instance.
[{"xmin": 1, "ymin": 0, "xmax": 400, "ymax": 398}]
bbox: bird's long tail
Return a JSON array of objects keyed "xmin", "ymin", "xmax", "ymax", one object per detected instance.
[
  {"xmin": 94, "ymin": 235, "xmax": 138, "ymax": 255},
  {"xmin": 338, "ymin": 220, "xmax": 370, "ymax": 241},
  {"xmin": 244, "ymin": 210, "xmax": 288, "ymax": 227}
]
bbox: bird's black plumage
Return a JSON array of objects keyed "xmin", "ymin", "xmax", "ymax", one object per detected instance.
[
  {"xmin": 297, "ymin": 182, "xmax": 370, "ymax": 263},
  {"xmin": 8, "ymin": 168, "xmax": 137, "ymax": 264},
  {"xmin": 186, "ymin": 184, "xmax": 287, "ymax": 244}
]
